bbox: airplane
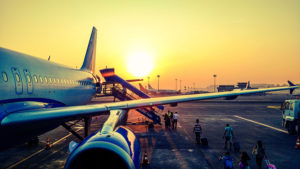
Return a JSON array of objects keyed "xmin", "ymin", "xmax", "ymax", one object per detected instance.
[
  {"xmin": 0, "ymin": 27, "xmax": 298, "ymax": 169},
  {"xmin": 139, "ymin": 83, "xmax": 181, "ymax": 95}
]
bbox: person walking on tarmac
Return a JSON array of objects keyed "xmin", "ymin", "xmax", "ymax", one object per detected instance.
[
  {"xmin": 170, "ymin": 112, "xmax": 174, "ymax": 129},
  {"xmin": 223, "ymin": 124, "xmax": 234, "ymax": 151},
  {"xmin": 239, "ymin": 151, "xmax": 251, "ymax": 169},
  {"xmin": 164, "ymin": 111, "xmax": 171, "ymax": 130},
  {"xmin": 164, "ymin": 111, "xmax": 169, "ymax": 129},
  {"xmin": 219, "ymin": 151, "xmax": 233, "ymax": 169},
  {"xmin": 252, "ymin": 140, "xmax": 266, "ymax": 169},
  {"xmin": 172, "ymin": 112, "xmax": 179, "ymax": 129},
  {"xmin": 193, "ymin": 119, "xmax": 202, "ymax": 144}
]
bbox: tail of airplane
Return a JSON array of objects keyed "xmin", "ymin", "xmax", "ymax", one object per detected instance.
[
  {"xmin": 81, "ymin": 27, "xmax": 97, "ymax": 74},
  {"xmin": 139, "ymin": 83, "xmax": 148, "ymax": 93},
  {"xmin": 148, "ymin": 84, "xmax": 154, "ymax": 90}
]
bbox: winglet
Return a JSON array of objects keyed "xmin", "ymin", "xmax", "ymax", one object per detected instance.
[
  {"xmin": 288, "ymin": 80, "xmax": 296, "ymax": 94},
  {"xmin": 80, "ymin": 27, "xmax": 97, "ymax": 74}
]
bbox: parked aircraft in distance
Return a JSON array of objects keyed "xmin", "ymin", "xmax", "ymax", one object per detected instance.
[
  {"xmin": 0, "ymin": 27, "xmax": 298, "ymax": 169},
  {"xmin": 139, "ymin": 83, "xmax": 181, "ymax": 95}
]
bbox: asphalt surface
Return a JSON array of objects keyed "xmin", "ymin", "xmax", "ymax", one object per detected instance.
[{"xmin": 1, "ymin": 94, "xmax": 300, "ymax": 169}]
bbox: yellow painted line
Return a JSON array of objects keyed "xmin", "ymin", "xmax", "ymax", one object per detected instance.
[
  {"xmin": 6, "ymin": 129, "xmax": 81, "ymax": 169},
  {"xmin": 234, "ymin": 115, "xmax": 288, "ymax": 134},
  {"xmin": 267, "ymin": 106, "xmax": 280, "ymax": 109}
]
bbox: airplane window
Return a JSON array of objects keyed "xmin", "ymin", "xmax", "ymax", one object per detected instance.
[
  {"xmin": 26, "ymin": 75, "xmax": 31, "ymax": 83},
  {"xmin": 57, "ymin": 79, "xmax": 59, "ymax": 83},
  {"xmin": 39, "ymin": 76, "xmax": 43, "ymax": 83},
  {"xmin": 44, "ymin": 77, "xmax": 48, "ymax": 83},
  {"xmin": 2, "ymin": 72, "xmax": 8, "ymax": 82},
  {"xmin": 33, "ymin": 75, "xmax": 38, "ymax": 83},
  {"xmin": 53, "ymin": 78, "xmax": 56, "ymax": 83},
  {"xmin": 64, "ymin": 79, "xmax": 67, "ymax": 84},
  {"xmin": 15, "ymin": 73, "xmax": 20, "ymax": 82},
  {"xmin": 49, "ymin": 77, "xmax": 52, "ymax": 83}
]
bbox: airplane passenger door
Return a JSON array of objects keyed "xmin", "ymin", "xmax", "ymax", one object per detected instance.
[
  {"xmin": 23, "ymin": 69, "xmax": 33, "ymax": 94},
  {"xmin": 11, "ymin": 67, "xmax": 23, "ymax": 94}
]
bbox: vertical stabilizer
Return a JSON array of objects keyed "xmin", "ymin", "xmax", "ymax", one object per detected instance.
[
  {"xmin": 148, "ymin": 84, "xmax": 154, "ymax": 90},
  {"xmin": 139, "ymin": 83, "xmax": 148, "ymax": 93},
  {"xmin": 81, "ymin": 27, "xmax": 97, "ymax": 74}
]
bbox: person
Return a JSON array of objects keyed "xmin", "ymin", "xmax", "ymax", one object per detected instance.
[
  {"xmin": 164, "ymin": 111, "xmax": 171, "ymax": 130},
  {"xmin": 252, "ymin": 140, "xmax": 265, "ymax": 169},
  {"xmin": 219, "ymin": 151, "xmax": 233, "ymax": 169},
  {"xmin": 239, "ymin": 151, "xmax": 250, "ymax": 169},
  {"xmin": 223, "ymin": 124, "xmax": 234, "ymax": 151},
  {"xmin": 193, "ymin": 119, "xmax": 202, "ymax": 144},
  {"xmin": 172, "ymin": 112, "xmax": 179, "ymax": 129},
  {"xmin": 170, "ymin": 112, "xmax": 174, "ymax": 129},
  {"xmin": 164, "ymin": 112, "xmax": 169, "ymax": 129}
]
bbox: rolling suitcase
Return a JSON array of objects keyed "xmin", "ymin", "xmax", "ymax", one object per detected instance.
[
  {"xmin": 201, "ymin": 138, "xmax": 208, "ymax": 146},
  {"xmin": 233, "ymin": 142, "xmax": 240, "ymax": 152},
  {"xmin": 265, "ymin": 158, "xmax": 276, "ymax": 169}
]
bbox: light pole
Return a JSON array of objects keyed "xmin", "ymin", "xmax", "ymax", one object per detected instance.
[
  {"xmin": 213, "ymin": 74, "xmax": 217, "ymax": 92},
  {"xmin": 175, "ymin": 78, "xmax": 178, "ymax": 90},
  {"xmin": 157, "ymin": 75, "xmax": 160, "ymax": 91},
  {"xmin": 180, "ymin": 80, "xmax": 182, "ymax": 91},
  {"xmin": 147, "ymin": 76, "xmax": 150, "ymax": 89},
  {"xmin": 193, "ymin": 82, "xmax": 195, "ymax": 91}
]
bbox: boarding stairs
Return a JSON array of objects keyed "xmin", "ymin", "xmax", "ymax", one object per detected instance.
[{"xmin": 101, "ymin": 82, "xmax": 162, "ymax": 124}]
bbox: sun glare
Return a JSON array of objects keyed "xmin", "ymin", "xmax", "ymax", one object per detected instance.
[{"xmin": 127, "ymin": 51, "xmax": 154, "ymax": 78}]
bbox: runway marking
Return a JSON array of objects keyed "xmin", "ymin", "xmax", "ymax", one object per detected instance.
[
  {"xmin": 6, "ymin": 129, "xmax": 81, "ymax": 169},
  {"xmin": 234, "ymin": 115, "xmax": 288, "ymax": 134},
  {"xmin": 267, "ymin": 106, "xmax": 280, "ymax": 109}
]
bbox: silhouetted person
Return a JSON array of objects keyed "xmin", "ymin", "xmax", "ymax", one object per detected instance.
[
  {"xmin": 223, "ymin": 124, "xmax": 234, "ymax": 151},
  {"xmin": 170, "ymin": 112, "xmax": 174, "ymax": 129},
  {"xmin": 172, "ymin": 112, "xmax": 179, "ymax": 129},
  {"xmin": 219, "ymin": 151, "xmax": 233, "ymax": 169},
  {"xmin": 252, "ymin": 140, "xmax": 266, "ymax": 169},
  {"xmin": 164, "ymin": 111, "xmax": 171, "ymax": 130},
  {"xmin": 193, "ymin": 119, "xmax": 202, "ymax": 144},
  {"xmin": 239, "ymin": 152, "xmax": 250, "ymax": 169}
]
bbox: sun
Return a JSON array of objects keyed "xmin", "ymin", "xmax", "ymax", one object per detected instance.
[{"xmin": 127, "ymin": 51, "xmax": 154, "ymax": 78}]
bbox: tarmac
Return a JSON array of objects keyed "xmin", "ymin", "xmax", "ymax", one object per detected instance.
[{"xmin": 1, "ymin": 93, "xmax": 300, "ymax": 169}]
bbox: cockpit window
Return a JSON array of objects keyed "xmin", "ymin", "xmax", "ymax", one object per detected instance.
[{"xmin": 2, "ymin": 72, "xmax": 8, "ymax": 82}]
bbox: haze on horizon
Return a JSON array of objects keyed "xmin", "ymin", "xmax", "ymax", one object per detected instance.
[{"xmin": 0, "ymin": 0, "xmax": 299, "ymax": 89}]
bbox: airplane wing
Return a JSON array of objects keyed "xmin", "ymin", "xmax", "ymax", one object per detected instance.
[{"xmin": 1, "ymin": 83, "xmax": 298, "ymax": 126}]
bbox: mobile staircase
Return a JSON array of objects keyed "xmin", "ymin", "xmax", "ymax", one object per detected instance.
[{"xmin": 99, "ymin": 68, "xmax": 163, "ymax": 124}]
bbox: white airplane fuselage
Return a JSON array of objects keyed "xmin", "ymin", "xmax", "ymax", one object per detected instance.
[
  {"xmin": 0, "ymin": 47, "xmax": 98, "ymax": 149},
  {"xmin": 0, "ymin": 47, "xmax": 97, "ymax": 106}
]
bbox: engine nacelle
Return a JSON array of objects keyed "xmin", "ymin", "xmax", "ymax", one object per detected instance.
[{"xmin": 65, "ymin": 126, "xmax": 140, "ymax": 169}]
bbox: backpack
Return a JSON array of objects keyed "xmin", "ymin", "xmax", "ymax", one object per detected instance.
[{"xmin": 224, "ymin": 156, "xmax": 233, "ymax": 169}]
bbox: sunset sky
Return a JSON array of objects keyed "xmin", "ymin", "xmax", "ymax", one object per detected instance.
[{"xmin": 1, "ymin": 0, "xmax": 299, "ymax": 89}]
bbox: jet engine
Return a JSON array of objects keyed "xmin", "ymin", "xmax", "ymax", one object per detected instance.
[{"xmin": 65, "ymin": 126, "xmax": 140, "ymax": 169}]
